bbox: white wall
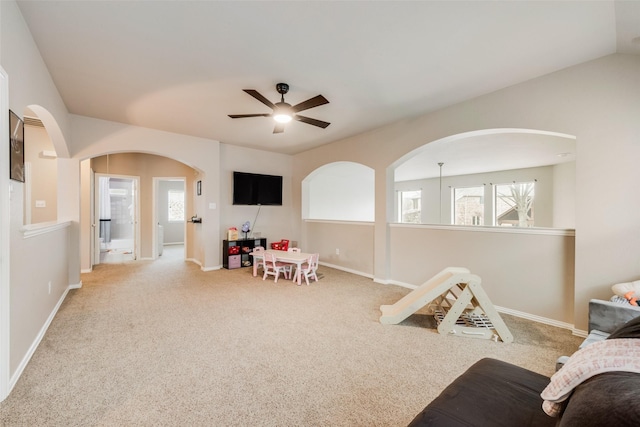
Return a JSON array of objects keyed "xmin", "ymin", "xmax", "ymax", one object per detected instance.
[
  {"xmin": 553, "ymin": 161, "xmax": 576, "ymax": 229},
  {"xmin": 305, "ymin": 220, "xmax": 375, "ymax": 276},
  {"xmin": 1, "ymin": 0, "xmax": 74, "ymax": 400},
  {"xmin": 390, "ymin": 225, "xmax": 575, "ymax": 325},
  {"xmin": 219, "ymin": 144, "xmax": 293, "ymax": 248}
]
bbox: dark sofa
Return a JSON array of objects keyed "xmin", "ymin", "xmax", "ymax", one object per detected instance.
[{"xmin": 408, "ymin": 316, "xmax": 640, "ymax": 427}]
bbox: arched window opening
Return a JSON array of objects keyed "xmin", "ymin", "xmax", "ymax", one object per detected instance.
[
  {"xmin": 393, "ymin": 129, "xmax": 576, "ymax": 229},
  {"xmin": 303, "ymin": 162, "xmax": 374, "ymax": 222}
]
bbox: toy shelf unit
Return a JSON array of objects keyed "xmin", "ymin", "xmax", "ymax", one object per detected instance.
[{"xmin": 223, "ymin": 238, "xmax": 267, "ymax": 269}]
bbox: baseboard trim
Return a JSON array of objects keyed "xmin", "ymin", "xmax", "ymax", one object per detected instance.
[
  {"xmin": 9, "ymin": 285, "xmax": 71, "ymax": 394},
  {"xmin": 186, "ymin": 258, "xmax": 201, "ymax": 267},
  {"xmin": 319, "ymin": 262, "xmax": 373, "ymax": 279},
  {"xmin": 80, "ymin": 268, "xmax": 92, "ymax": 274},
  {"xmin": 571, "ymin": 327, "xmax": 589, "ymax": 338},
  {"xmin": 494, "ymin": 305, "xmax": 579, "ymax": 333},
  {"xmin": 68, "ymin": 281, "xmax": 82, "ymax": 290},
  {"xmin": 384, "ymin": 279, "xmax": 418, "ymax": 289},
  {"xmin": 201, "ymin": 265, "xmax": 221, "ymax": 272}
]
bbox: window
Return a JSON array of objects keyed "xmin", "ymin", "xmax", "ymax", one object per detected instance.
[
  {"xmin": 453, "ymin": 186, "xmax": 484, "ymax": 225},
  {"xmin": 494, "ymin": 182, "xmax": 534, "ymax": 227},
  {"xmin": 168, "ymin": 190, "xmax": 185, "ymax": 222},
  {"xmin": 398, "ymin": 190, "xmax": 421, "ymax": 223}
]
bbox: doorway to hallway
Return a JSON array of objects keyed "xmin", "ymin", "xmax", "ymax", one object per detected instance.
[
  {"xmin": 153, "ymin": 177, "xmax": 186, "ymax": 260},
  {"xmin": 95, "ymin": 174, "xmax": 140, "ymax": 264}
]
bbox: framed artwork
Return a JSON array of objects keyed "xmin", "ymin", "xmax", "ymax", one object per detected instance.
[
  {"xmin": 196, "ymin": 180, "xmax": 202, "ymax": 196},
  {"xmin": 9, "ymin": 110, "xmax": 25, "ymax": 182}
]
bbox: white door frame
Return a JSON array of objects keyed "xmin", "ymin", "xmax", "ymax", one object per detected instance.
[
  {"xmin": 93, "ymin": 173, "xmax": 141, "ymax": 264},
  {"xmin": 152, "ymin": 177, "xmax": 187, "ymax": 259},
  {"xmin": 1, "ymin": 67, "xmax": 12, "ymax": 401},
  {"xmin": 90, "ymin": 168, "xmax": 97, "ymax": 266}
]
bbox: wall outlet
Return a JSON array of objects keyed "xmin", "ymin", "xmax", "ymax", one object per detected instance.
[
  {"xmin": 35, "ymin": 200, "xmax": 46, "ymax": 208},
  {"xmin": 48, "ymin": 281, "xmax": 51, "ymax": 294},
  {"xmin": 336, "ymin": 248, "xmax": 340, "ymax": 255}
]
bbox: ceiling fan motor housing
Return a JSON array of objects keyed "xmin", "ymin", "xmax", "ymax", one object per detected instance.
[{"xmin": 276, "ymin": 83, "xmax": 289, "ymax": 95}]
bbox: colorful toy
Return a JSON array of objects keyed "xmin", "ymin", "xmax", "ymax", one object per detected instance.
[
  {"xmin": 241, "ymin": 221, "xmax": 251, "ymax": 239},
  {"xmin": 624, "ymin": 291, "xmax": 639, "ymax": 306}
]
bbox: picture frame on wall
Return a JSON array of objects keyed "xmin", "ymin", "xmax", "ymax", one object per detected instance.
[
  {"xmin": 9, "ymin": 110, "xmax": 25, "ymax": 182},
  {"xmin": 196, "ymin": 180, "xmax": 202, "ymax": 196}
]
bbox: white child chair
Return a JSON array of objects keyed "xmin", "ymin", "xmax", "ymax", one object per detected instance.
[
  {"xmin": 262, "ymin": 252, "xmax": 289, "ymax": 283},
  {"xmin": 284, "ymin": 247, "xmax": 301, "ymax": 279},
  {"xmin": 252, "ymin": 246, "xmax": 265, "ymax": 272},
  {"xmin": 298, "ymin": 253, "xmax": 319, "ymax": 286}
]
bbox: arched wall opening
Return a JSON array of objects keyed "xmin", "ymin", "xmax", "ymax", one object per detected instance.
[
  {"xmin": 302, "ymin": 161, "xmax": 375, "ymax": 222},
  {"xmin": 382, "ymin": 128, "xmax": 577, "ymax": 328},
  {"xmin": 71, "ymin": 114, "xmax": 221, "ymax": 272},
  {"xmin": 300, "ymin": 161, "xmax": 376, "ymax": 277},
  {"xmin": 391, "ymin": 128, "xmax": 576, "ymax": 229},
  {"xmin": 79, "ymin": 151, "xmax": 201, "ymax": 272}
]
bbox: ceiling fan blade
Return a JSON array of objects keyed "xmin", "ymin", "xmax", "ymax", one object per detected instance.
[
  {"xmin": 294, "ymin": 115, "xmax": 330, "ymax": 129},
  {"xmin": 273, "ymin": 123, "xmax": 285, "ymax": 134},
  {"xmin": 228, "ymin": 113, "xmax": 272, "ymax": 119},
  {"xmin": 243, "ymin": 89, "xmax": 276, "ymax": 109},
  {"xmin": 291, "ymin": 94, "xmax": 329, "ymax": 113}
]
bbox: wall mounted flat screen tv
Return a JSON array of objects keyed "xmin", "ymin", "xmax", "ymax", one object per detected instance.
[{"xmin": 233, "ymin": 171, "xmax": 283, "ymax": 206}]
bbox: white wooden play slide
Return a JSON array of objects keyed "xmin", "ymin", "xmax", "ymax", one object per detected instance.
[{"xmin": 379, "ymin": 267, "xmax": 513, "ymax": 343}]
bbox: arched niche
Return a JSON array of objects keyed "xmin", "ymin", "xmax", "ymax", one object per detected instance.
[
  {"xmin": 392, "ymin": 129, "xmax": 576, "ymax": 228},
  {"xmin": 22, "ymin": 105, "xmax": 68, "ymax": 225},
  {"xmin": 302, "ymin": 161, "xmax": 375, "ymax": 222}
]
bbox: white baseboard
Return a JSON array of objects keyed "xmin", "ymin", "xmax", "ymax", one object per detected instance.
[
  {"xmin": 382, "ymin": 279, "xmax": 417, "ymax": 289},
  {"xmin": 494, "ymin": 305, "xmax": 583, "ymax": 334},
  {"xmin": 69, "ymin": 281, "xmax": 82, "ymax": 290},
  {"xmin": 9, "ymin": 285, "xmax": 71, "ymax": 394},
  {"xmin": 318, "ymin": 262, "xmax": 373, "ymax": 279},
  {"xmin": 184, "ymin": 257, "xmax": 220, "ymax": 271},
  {"xmin": 186, "ymin": 258, "xmax": 201, "ymax": 267},
  {"xmin": 80, "ymin": 268, "xmax": 92, "ymax": 274},
  {"xmin": 163, "ymin": 242, "xmax": 184, "ymax": 246}
]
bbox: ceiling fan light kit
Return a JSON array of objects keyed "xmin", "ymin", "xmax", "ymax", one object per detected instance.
[
  {"xmin": 273, "ymin": 102, "xmax": 293, "ymax": 123},
  {"xmin": 229, "ymin": 82, "xmax": 330, "ymax": 133}
]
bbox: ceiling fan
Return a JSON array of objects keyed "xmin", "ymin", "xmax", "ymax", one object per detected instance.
[{"xmin": 228, "ymin": 83, "xmax": 330, "ymax": 134}]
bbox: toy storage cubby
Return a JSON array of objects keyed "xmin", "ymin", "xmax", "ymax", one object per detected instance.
[{"xmin": 222, "ymin": 238, "xmax": 267, "ymax": 269}]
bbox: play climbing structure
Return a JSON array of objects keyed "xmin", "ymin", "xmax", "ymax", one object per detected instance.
[{"xmin": 379, "ymin": 267, "xmax": 513, "ymax": 343}]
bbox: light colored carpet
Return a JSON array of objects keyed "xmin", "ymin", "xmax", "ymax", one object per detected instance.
[{"xmin": 0, "ymin": 246, "xmax": 582, "ymax": 426}]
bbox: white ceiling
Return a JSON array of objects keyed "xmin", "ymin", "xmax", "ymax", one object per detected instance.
[{"xmin": 15, "ymin": 1, "xmax": 640, "ymax": 177}]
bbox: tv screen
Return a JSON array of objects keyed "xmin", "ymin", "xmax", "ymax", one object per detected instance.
[{"xmin": 233, "ymin": 171, "xmax": 283, "ymax": 206}]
